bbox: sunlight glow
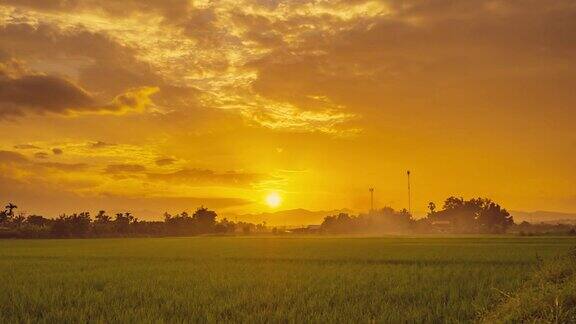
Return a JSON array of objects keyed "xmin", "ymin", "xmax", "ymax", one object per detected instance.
[{"xmin": 265, "ymin": 192, "xmax": 282, "ymax": 208}]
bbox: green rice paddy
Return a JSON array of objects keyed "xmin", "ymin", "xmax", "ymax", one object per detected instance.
[{"xmin": 0, "ymin": 236, "xmax": 574, "ymax": 323}]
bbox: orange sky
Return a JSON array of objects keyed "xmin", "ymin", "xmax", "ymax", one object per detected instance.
[{"xmin": 0, "ymin": 0, "xmax": 575, "ymax": 219}]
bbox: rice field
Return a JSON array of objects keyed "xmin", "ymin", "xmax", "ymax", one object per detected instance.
[{"xmin": 0, "ymin": 236, "xmax": 574, "ymax": 323}]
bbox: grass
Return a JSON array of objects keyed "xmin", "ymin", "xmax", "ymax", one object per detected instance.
[
  {"xmin": 482, "ymin": 246, "xmax": 576, "ymax": 323},
  {"xmin": 0, "ymin": 236, "xmax": 574, "ymax": 323}
]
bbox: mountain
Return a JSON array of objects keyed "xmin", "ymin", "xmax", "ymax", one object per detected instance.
[
  {"xmin": 222, "ymin": 208, "xmax": 352, "ymax": 227},
  {"xmin": 511, "ymin": 210, "xmax": 576, "ymax": 224}
]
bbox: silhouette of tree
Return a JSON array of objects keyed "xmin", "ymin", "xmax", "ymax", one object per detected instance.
[
  {"xmin": 1, "ymin": 203, "xmax": 18, "ymax": 226},
  {"xmin": 5, "ymin": 203, "xmax": 17, "ymax": 217},
  {"xmin": 51, "ymin": 212, "xmax": 91, "ymax": 237},
  {"xmin": 428, "ymin": 202, "xmax": 436, "ymax": 214},
  {"xmin": 443, "ymin": 197, "xmax": 464, "ymax": 210},
  {"xmin": 0, "ymin": 210, "xmax": 7, "ymax": 224},
  {"xmin": 11, "ymin": 212, "xmax": 26, "ymax": 226},
  {"xmin": 93, "ymin": 210, "xmax": 113, "ymax": 236},
  {"xmin": 26, "ymin": 215, "xmax": 50, "ymax": 226},
  {"xmin": 114, "ymin": 212, "xmax": 135, "ymax": 235},
  {"xmin": 215, "ymin": 218, "xmax": 236, "ymax": 233},
  {"xmin": 192, "ymin": 207, "xmax": 217, "ymax": 233},
  {"xmin": 429, "ymin": 197, "xmax": 514, "ymax": 233},
  {"xmin": 71, "ymin": 212, "xmax": 91, "ymax": 236},
  {"xmin": 476, "ymin": 201, "xmax": 513, "ymax": 233},
  {"xmin": 164, "ymin": 211, "xmax": 194, "ymax": 235},
  {"xmin": 321, "ymin": 207, "xmax": 416, "ymax": 234},
  {"xmin": 94, "ymin": 210, "xmax": 111, "ymax": 223},
  {"xmin": 321, "ymin": 213, "xmax": 355, "ymax": 233}
]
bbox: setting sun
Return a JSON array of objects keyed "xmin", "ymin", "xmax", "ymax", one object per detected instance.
[{"xmin": 265, "ymin": 192, "xmax": 282, "ymax": 208}]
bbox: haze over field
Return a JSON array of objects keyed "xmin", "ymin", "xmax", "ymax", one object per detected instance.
[
  {"xmin": 1, "ymin": 0, "xmax": 575, "ymax": 218},
  {"xmin": 220, "ymin": 209, "xmax": 576, "ymax": 226}
]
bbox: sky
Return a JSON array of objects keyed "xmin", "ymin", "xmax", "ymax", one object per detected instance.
[{"xmin": 0, "ymin": 0, "xmax": 575, "ymax": 219}]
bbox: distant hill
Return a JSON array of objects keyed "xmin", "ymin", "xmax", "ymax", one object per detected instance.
[
  {"xmin": 511, "ymin": 210, "xmax": 576, "ymax": 224},
  {"xmin": 222, "ymin": 208, "xmax": 352, "ymax": 226}
]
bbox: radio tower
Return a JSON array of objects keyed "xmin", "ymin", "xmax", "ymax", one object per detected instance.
[
  {"xmin": 369, "ymin": 188, "xmax": 374, "ymax": 212},
  {"xmin": 407, "ymin": 170, "xmax": 411, "ymax": 214}
]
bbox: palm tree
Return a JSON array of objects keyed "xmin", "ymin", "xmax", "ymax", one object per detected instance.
[
  {"xmin": 5, "ymin": 203, "xmax": 17, "ymax": 217},
  {"xmin": 428, "ymin": 202, "xmax": 436, "ymax": 214},
  {"xmin": 95, "ymin": 210, "xmax": 111, "ymax": 223}
]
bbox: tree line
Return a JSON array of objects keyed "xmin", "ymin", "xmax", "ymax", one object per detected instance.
[
  {"xmin": 0, "ymin": 204, "xmax": 265, "ymax": 238},
  {"xmin": 2, "ymin": 197, "xmax": 575, "ymax": 238},
  {"xmin": 320, "ymin": 196, "xmax": 547, "ymax": 234}
]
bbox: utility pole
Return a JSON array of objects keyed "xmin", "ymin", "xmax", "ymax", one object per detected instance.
[
  {"xmin": 369, "ymin": 188, "xmax": 374, "ymax": 212},
  {"xmin": 407, "ymin": 170, "xmax": 411, "ymax": 215}
]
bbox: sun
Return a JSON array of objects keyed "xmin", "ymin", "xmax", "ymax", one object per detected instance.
[{"xmin": 265, "ymin": 192, "xmax": 282, "ymax": 208}]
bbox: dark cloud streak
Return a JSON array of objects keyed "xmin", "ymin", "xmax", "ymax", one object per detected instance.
[
  {"xmin": 0, "ymin": 73, "xmax": 94, "ymax": 117},
  {"xmin": 148, "ymin": 168, "xmax": 266, "ymax": 186}
]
